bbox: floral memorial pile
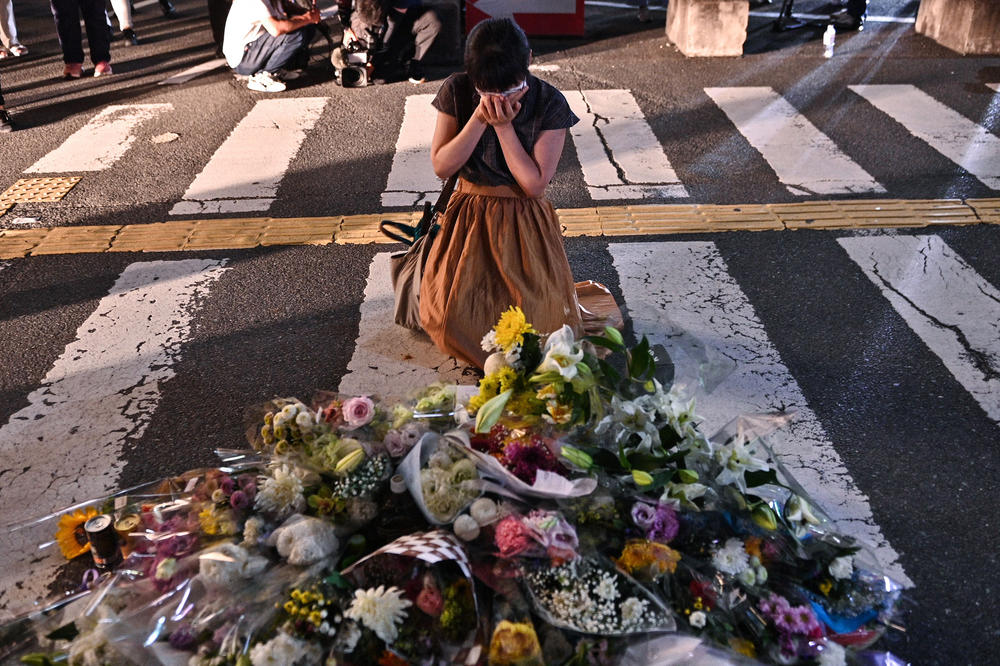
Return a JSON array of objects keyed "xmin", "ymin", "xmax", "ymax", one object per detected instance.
[{"xmin": 0, "ymin": 308, "xmax": 905, "ymax": 665}]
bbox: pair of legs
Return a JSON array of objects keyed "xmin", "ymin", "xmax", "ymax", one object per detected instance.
[
  {"xmin": 353, "ymin": 6, "xmax": 440, "ymax": 82},
  {"xmin": 234, "ymin": 25, "xmax": 315, "ymax": 76},
  {"xmin": 0, "ymin": 0, "xmax": 28, "ymax": 56},
  {"xmin": 207, "ymin": 0, "xmax": 232, "ymax": 51},
  {"xmin": 50, "ymin": 0, "xmax": 112, "ymax": 73}
]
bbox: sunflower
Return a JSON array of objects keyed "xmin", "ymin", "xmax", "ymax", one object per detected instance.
[
  {"xmin": 55, "ymin": 506, "xmax": 99, "ymax": 559},
  {"xmin": 493, "ymin": 306, "xmax": 536, "ymax": 352}
]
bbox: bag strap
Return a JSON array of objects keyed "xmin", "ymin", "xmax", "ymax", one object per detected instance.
[{"xmin": 378, "ymin": 219, "xmax": 418, "ymax": 246}]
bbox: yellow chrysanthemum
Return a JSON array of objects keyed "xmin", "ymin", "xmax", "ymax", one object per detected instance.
[
  {"xmin": 495, "ymin": 366, "xmax": 519, "ymax": 393},
  {"xmin": 729, "ymin": 637, "xmax": 757, "ymax": 658},
  {"xmin": 55, "ymin": 507, "xmax": 99, "ymax": 560},
  {"xmin": 488, "ymin": 619, "xmax": 543, "ymax": 665},
  {"xmin": 467, "ymin": 393, "xmax": 487, "ymax": 413},
  {"xmin": 507, "ymin": 392, "xmax": 545, "ymax": 417},
  {"xmin": 493, "ymin": 306, "xmax": 536, "ymax": 352}
]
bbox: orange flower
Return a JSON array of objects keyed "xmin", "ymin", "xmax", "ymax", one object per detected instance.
[
  {"xmin": 378, "ymin": 651, "xmax": 409, "ymax": 666},
  {"xmin": 55, "ymin": 507, "xmax": 99, "ymax": 560},
  {"xmin": 616, "ymin": 539, "xmax": 681, "ymax": 579},
  {"xmin": 744, "ymin": 536, "xmax": 763, "ymax": 560}
]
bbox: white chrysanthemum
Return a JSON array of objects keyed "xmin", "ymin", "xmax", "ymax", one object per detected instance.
[
  {"xmin": 295, "ymin": 411, "xmax": 313, "ymax": 429},
  {"xmin": 829, "ymin": 555, "xmax": 854, "ymax": 580},
  {"xmin": 481, "ymin": 329, "xmax": 499, "ymax": 352},
  {"xmin": 249, "ymin": 631, "xmax": 322, "ymax": 666},
  {"xmin": 712, "ymin": 538, "xmax": 750, "ymax": 575},
  {"xmin": 817, "ymin": 639, "xmax": 847, "ymax": 666},
  {"xmin": 345, "ymin": 585, "xmax": 412, "ymax": 644},
  {"xmin": 254, "ymin": 465, "xmax": 306, "ymax": 518},
  {"xmin": 689, "ymin": 610, "xmax": 707, "ymax": 628}
]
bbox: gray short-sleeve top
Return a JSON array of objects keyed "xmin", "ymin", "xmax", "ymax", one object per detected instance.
[{"xmin": 431, "ymin": 72, "xmax": 580, "ymax": 187}]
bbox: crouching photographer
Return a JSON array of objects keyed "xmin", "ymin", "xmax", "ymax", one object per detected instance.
[
  {"xmin": 223, "ymin": 0, "xmax": 321, "ymax": 92},
  {"xmin": 334, "ymin": 0, "xmax": 440, "ymax": 86}
]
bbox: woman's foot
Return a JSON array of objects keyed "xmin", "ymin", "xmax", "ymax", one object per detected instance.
[
  {"xmin": 63, "ymin": 63, "xmax": 83, "ymax": 79},
  {"xmin": 159, "ymin": 0, "xmax": 178, "ymax": 18},
  {"xmin": 93, "ymin": 61, "xmax": 113, "ymax": 77},
  {"xmin": 9, "ymin": 44, "xmax": 28, "ymax": 57}
]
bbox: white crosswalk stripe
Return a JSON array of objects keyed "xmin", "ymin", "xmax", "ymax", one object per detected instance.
[
  {"xmin": 565, "ymin": 89, "xmax": 688, "ymax": 200},
  {"xmin": 839, "ymin": 235, "xmax": 1000, "ymax": 425},
  {"xmin": 610, "ymin": 240, "xmax": 910, "ymax": 585},
  {"xmin": 25, "ymin": 104, "xmax": 173, "ymax": 173},
  {"xmin": 158, "ymin": 58, "xmax": 228, "ymax": 86},
  {"xmin": 704, "ymin": 87, "xmax": 885, "ymax": 196},
  {"xmin": 337, "ymin": 252, "xmax": 474, "ymax": 397},
  {"xmin": 381, "ymin": 94, "xmax": 443, "ymax": 208},
  {"xmin": 0, "ymin": 259, "xmax": 228, "ymax": 620},
  {"xmin": 169, "ymin": 98, "xmax": 328, "ymax": 215},
  {"xmin": 850, "ymin": 84, "xmax": 1000, "ymax": 190}
]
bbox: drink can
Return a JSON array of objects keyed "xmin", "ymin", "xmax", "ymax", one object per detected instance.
[{"xmin": 85, "ymin": 514, "xmax": 123, "ymax": 570}]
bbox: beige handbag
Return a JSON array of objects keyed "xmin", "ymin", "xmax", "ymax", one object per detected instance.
[{"xmin": 380, "ymin": 174, "xmax": 458, "ymax": 330}]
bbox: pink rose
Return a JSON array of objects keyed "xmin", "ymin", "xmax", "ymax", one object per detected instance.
[{"xmin": 342, "ymin": 396, "xmax": 375, "ymax": 429}]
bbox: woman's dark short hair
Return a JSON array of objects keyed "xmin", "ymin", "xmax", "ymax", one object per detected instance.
[{"xmin": 465, "ymin": 18, "xmax": 531, "ymax": 93}]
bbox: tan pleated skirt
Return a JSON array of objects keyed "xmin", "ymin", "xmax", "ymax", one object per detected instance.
[{"xmin": 419, "ymin": 179, "xmax": 622, "ymax": 369}]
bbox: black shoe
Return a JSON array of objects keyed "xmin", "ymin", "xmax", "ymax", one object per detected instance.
[
  {"xmin": 407, "ymin": 59, "xmax": 425, "ymax": 84},
  {"xmin": 122, "ymin": 28, "xmax": 139, "ymax": 45},
  {"xmin": 831, "ymin": 8, "xmax": 863, "ymax": 31},
  {"xmin": 0, "ymin": 109, "xmax": 14, "ymax": 133},
  {"xmin": 159, "ymin": 0, "xmax": 178, "ymax": 18}
]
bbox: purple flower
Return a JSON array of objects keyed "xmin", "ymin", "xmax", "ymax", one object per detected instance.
[
  {"xmin": 220, "ymin": 477, "xmax": 235, "ymax": 495},
  {"xmin": 238, "ymin": 474, "xmax": 256, "ymax": 490},
  {"xmin": 774, "ymin": 605, "xmax": 805, "ymax": 634},
  {"xmin": 212, "ymin": 623, "xmax": 233, "ymax": 647},
  {"xmin": 384, "ymin": 431, "xmax": 411, "ymax": 458},
  {"xmin": 759, "ymin": 592, "xmax": 791, "ymax": 618},
  {"xmin": 779, "ymin": 633, "xmax": 798, "ymax": 658},
  {"xmin": 169, "ymin": 624, "xmax": 198, "ymax": 651},
  {"xmin": 647, "ymin": 503, "xmax": 679, "ymax": 543},
  {"xmin": 630, "ymin": 501, "xmax": 657, "ymax": 530},
  {"xmin": 229, "ymin": 490, "xmax": 251, "ymax": 511}
]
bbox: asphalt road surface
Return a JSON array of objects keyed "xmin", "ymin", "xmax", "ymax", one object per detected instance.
[{"xmin": 1, "ymin": 0, "xmax": 999, "ymax": 663}]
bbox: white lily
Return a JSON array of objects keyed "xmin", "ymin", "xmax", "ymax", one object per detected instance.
[
  {"xmin": 536, "ymin": 325, "xmax": 584, "ymax": 380},
  {"xmin": 713, "ymin": 439, "xmax": 770, "ymax": 492}
]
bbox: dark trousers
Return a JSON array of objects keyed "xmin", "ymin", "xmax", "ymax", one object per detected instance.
[
  {"xmin": 50, "ymin": 0, "xmax": 111, "ymax": 65},
  {"xmin": 352, "ymin": 6, "xmax": 440, "ymax": 78},
  {"xmin": 0, "ymin": 74, "xmax": 5, "ymax": 107},
  {"xmin": 207, "ymin": 0, "xmax": 232, "ymax": 48},
  {"xmin": 234, "ymin": 25, "xmax": 315, "ymax": 75}
]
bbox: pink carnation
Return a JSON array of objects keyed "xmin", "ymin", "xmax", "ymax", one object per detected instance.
[
  {"xmin": 494, "ymin": 516, "xmax": 537, "ymax": 558},
  {"xmin": 342, "ymin": 396, "xmax": 375, "ymax": 429}
]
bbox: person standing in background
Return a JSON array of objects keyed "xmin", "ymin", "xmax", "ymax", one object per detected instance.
[
  {"xmin": 50, "ymin": 0, "xmax": 113, "ymax": 78},
  {"xmin": 108, "ymin": 0, "xmax": 140, "ymax": 45},
  {"xmin": 0, "ymin": 0, "xmax": 29, "ymax": 58},
  {"xmin": 207, "ymin": 0, "xmax": 233, "ymax": 55}
]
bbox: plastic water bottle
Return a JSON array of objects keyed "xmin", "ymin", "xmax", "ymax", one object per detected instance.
[{"xmin": 823, "ymin": 25, "xmax": 836, "ymax": 58}]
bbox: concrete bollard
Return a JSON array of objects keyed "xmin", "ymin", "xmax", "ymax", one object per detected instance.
[{"xmin": 666, "ymin": 0, "xmax": 749, "ymax": 57}]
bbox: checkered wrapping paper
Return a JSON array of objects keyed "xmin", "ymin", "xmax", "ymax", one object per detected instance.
[
  {"xmin": 343, "ymin": 529, "xmax": 471, "ymax": 579},
  {"xmin": 342, "ymin": 530, "xmax": 485, "ymax": 664}
]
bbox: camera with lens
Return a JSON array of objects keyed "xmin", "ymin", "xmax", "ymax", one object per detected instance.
[{"xmin": 332, "ymin": 39, "xmax": 373, "ymax": 87}]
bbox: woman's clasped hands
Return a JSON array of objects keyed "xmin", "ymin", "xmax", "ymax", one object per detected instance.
[{"xmin": 475, "ymin": 85, "xmax": 528, "ymax": 127}]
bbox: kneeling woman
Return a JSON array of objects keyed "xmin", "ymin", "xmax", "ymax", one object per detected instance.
[{"xmin": 421, "ymin": 17, "xmax": 617, "ymax": 368}]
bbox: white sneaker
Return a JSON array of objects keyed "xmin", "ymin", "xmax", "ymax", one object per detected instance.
[{"xmin": 247, "ymin": 71, "xmax": 286, "ymax": 92}]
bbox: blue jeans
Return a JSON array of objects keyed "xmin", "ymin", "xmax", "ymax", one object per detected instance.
[
  {"xmin": 234, "ymin": 25, "xmax": 314, "ymax": 75},
  {"xmin": 50, "ymin": 0, "xmax": 111, "ymax": 65}
]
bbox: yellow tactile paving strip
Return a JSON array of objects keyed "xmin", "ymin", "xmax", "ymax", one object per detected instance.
[
  {"xmin": 0, "ymin": 177, "xmax": 82, "ymax": 205},
  {"xmin": 0, "ymin": 199, "xmax": 996, "ymax": 259}
]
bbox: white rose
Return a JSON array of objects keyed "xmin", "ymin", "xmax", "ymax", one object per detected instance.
[
  {"xmin": 829, "ymin": 555, "xmax": 854, "ymax": 580},
  {"xmin": 689, "ymin": 610, "xmax": 707, "ymax": 628}
]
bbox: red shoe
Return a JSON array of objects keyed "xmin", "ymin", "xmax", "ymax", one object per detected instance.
[
  {"xmin": 63, "ymin": 63, "xmax": 83, "ymax": 79},
  {"xmin": 93, "ymin": 61, "xmax": 113, "ymax": 77}
]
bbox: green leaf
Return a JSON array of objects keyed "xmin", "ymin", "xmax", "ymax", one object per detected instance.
[
  {"xmin": 677, "ymin": 468, "xmax": 699, "ymax": 484},
  {"xmin": 324, "ymin": 570, "xmax": 352, "ymax": 589},
  {"xmin": 19, "ymin": 654, "xmax": 57, "ymax": 666},
  {"xmin": 627, "ymin": 452, "xmax": 668, "ymax": 472},
  {"xmin": 597, "ymin": 359, "xmax": 621, "ymax": 386},
  {"xmin": 744, "ymin": 468, "xmax": 783, "ymax": 488},
  {"xmin": 475, "ymin": 389, "xmax": 512, "ymax": 433},
  {"xmin": 583, "ymin": 336, "xmax": 622, "ymax": 352},
  {"xmin": 591, "ymin": 448, "xmax": 625, "ymax": 472},
  {"xmin": 629, "ymin": 338, "xmax": 651, "ymax": 379},
  {"xmin": 528, "ymin": 371, "xmax": 563, "ymax": 385},
  {"xmin": 617, "ymin": 441, "xmax": 632, "ymax": 471}
]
